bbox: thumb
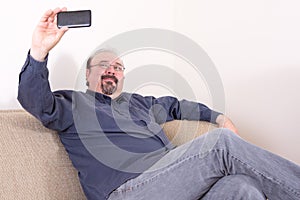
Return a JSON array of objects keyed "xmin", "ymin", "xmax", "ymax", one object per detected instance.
[{"xmin": 56, "ymin": 26, "xmax": 69, "ymax": 41}]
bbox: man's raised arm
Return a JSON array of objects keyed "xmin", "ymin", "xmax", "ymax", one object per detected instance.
[
  {"xmin": 30, "ymin": 7, "xmax": 68, "ymax": 61},
  {"xmin": 17, "ymin": 8, "xmax": 72, "ymax": 131}
]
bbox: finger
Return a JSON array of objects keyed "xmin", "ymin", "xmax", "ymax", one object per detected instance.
[
  {"xmin": 40, "ymin": 9, "xmax": 53, "ymax": 22},
  {"xmin": 51, "ymin": 7, "xmax": 62, "ymax": 19},
  {"xmin": 52, "ymin": 7, "xmax": 68, "ymax": 26},
  {"xmin": 53, "ymin": 7, "xmax": 67, "ymax": 16},
  {"xmin": 47, "ymin": 16, "xmax": 55, "ymax": 24}
]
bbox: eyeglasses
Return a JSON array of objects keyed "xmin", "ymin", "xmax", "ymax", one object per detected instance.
[{"xmin": 89, "ymin": 62, "xmax": 125, "ymax": 72}]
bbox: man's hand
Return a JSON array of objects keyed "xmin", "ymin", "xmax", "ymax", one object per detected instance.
[
  {"xmin": 216, "ymin": 114, "xmax": 239, "ymax": 134},
  {"xmin": 30, "ymin": 8, "xmax": 69, "ymax": 61}
]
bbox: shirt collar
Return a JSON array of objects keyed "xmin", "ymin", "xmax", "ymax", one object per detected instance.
[{"xmin": 85, "ymin": 89, "xmax": 128, "ymax": 104}]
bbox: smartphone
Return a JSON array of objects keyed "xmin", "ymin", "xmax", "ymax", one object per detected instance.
[{"xmin": 57, "ymin": 10, "xmax": 91, "ymax": 28}]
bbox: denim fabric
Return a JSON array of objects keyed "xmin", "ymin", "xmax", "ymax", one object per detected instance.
[
  {"xmin": 108, "ymin": 129, "xmax": 300, "ymax": 200},
  {"xmin": 202, "ymin": 175, "xmax": 266, "ymax": 199}
]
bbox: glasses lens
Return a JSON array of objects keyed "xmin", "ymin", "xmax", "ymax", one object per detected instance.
[
  {"xmin": 100, "ymin": 63, "xmax": 110, "ymax": 69},
  {"xmin": 94, "ymin": 63, "xmax": 124, "ymax": 71},
  {"xmin": 114, "ymin": 66, "xmax": 123, "ymax": 71}
]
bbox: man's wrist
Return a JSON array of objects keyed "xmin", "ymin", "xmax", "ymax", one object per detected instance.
[
  {"xmin": 216, "ymin": 114, "xmax": 225, "ymax": 125},
  {"xmin": 30, "ymin": 47, "xmax": 48, "ymax": 62}
]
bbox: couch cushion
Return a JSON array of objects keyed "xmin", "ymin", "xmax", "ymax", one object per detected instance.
[
  {"xmin": 0, "ymin": 110, "xmax": 86, "ymax": 200},
  {"xmin": 0, "ymin": 110, "xmax": 217, "ymax": 199}
]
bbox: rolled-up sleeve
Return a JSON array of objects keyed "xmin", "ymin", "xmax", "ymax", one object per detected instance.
[{"xmin": 149, "ymin": 95, "xmax": 222, "ymax": 124}]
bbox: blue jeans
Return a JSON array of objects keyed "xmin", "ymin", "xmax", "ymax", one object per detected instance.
[
  {"xmin": 201, "ymin": 174, "xmax": 265, "ymax": 199},
  {"xmin": 108, "ymin": 129, "xmax": 300, "ymax": 200}
]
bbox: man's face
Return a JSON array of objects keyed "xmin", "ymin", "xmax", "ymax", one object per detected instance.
[{"xmin": 86, "ymin": 52, "xmax": 125, "ymax": 98}]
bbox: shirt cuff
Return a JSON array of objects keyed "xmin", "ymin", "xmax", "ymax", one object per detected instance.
[
  {"xmin": 210, "ymin": 111, "xmax": 223, "ymax": 124},
  {"xmin": 22, "ymin": 50, "xmax": 49, "ymax": 74}
]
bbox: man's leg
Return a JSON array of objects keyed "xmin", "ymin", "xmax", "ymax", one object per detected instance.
[
  {"xmin": 201, "ymin": 175, "xmax": 266, "ymax": 200},
  {"xmin": 108, "ymin": 129, "xmax": 300, "ymax": 200}
]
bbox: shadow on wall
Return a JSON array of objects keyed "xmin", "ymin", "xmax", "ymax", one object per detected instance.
[
  {"xmin": 3, "ymin": 53, "xmax": 80, "ymax": 110},
  {"xmin": 49, "ymin": 53, "xmax": 80, "ymax": 91},
  {"xmin": 227, "ymin": 66, "xmax": 300, "ymax": 165},
  {"xmin": 1, "ymin": 96, "xmax": 22, "ymax": 110}
]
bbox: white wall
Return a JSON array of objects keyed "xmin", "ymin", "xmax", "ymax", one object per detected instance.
[
  {"xmin": 1, "ymin": 0, "xmax": 299, "ymax": 165},
  {"xmin": 173, "ymin": 0, "xmax": 300, "ymax": 165}
]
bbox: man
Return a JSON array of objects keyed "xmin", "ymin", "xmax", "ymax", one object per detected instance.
[{"xmin": 18, "ymin": 8, "xmax": 300, "ymax": 200}]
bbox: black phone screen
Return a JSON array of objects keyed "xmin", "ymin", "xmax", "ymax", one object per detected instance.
[{"xmin": 57, "ymin": 10, "xmax": 91, "ymax": 28}]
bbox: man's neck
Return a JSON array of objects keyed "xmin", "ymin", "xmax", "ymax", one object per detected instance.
[{"xmin": 87, "ymin": 89, "xmax": 122, "ymax": 99}]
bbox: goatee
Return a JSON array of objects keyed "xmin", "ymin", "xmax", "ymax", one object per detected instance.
[{"xmin": 101, "ymin": 75, "xmax": 118, "ymax": 95}]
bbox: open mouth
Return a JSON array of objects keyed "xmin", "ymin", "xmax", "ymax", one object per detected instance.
[
  {"xmin": 100, "ymin": 75, "xmax": 118, "ymax": 95},
  {"xmin": 101, "ymin": 75, "xmax": 118, "ymax": 84}
]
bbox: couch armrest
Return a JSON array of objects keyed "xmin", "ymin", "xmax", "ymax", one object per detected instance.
[{"xmin": 161, "ymin": 120, "xmax": 218, "ymax": 146}]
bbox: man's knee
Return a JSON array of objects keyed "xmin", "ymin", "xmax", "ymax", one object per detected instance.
[
  {"xmin": 210, "ymin": 128, "xmax": 241, "ymax": 143},
  {"xmin": 202, "ymin": 175, "xmax": 266, "ymax": 199},
  {"xmin": 209, "ymin": 128, "xmax": 235, "ymax": 136}
]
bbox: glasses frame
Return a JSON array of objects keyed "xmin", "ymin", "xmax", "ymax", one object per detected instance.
[{"xmin": 89, "ymin": 62, "xmax": 125, "ymax": 72}]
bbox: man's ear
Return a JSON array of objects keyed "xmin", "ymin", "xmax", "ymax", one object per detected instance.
[
  {"xmin": 86, "ymin": 69, "xmax": 90, "ymax": 87},
  {"xmin": 85, "ymin": 69, "xmax": 91, "ymax": 80},
  {"xmin": 86, "ymin": 69, "xmax": 90, "ymax": 78}
]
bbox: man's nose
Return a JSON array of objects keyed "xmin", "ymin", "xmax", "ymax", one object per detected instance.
[{"xmin": 105, "ymin": 65, "xmax": 116, "ymax": 75}]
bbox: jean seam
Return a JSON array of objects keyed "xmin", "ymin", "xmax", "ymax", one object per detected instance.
[
  {"xmin": 215, "ymin": 148, "xmax": 300, "ymax": 198},
  {"xmin": 112, "ymin": 151, "xmax": 210, "ymax": 195}
]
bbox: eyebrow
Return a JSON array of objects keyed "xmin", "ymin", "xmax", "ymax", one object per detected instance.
[
  {"xmin": 115, "ymin": 62, "xmax": 124, "ymax": 67},
  {"xmin": 99, "ymin": 60, "xmax": 124, "ymax": 66}
]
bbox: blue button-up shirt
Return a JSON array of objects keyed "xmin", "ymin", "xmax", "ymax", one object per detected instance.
[{"xmin": 17, "ymin": 52, "xmax": 222, "ymax": 200}]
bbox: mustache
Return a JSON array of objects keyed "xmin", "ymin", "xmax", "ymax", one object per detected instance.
[{"xmin": 101, "ymin": 75, "xmax": 118, "ymax": 84}]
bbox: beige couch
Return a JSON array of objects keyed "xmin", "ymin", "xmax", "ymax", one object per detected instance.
[{"xmin": 0, "ymin": 109, "xmax": 216, "ymax": 200}]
